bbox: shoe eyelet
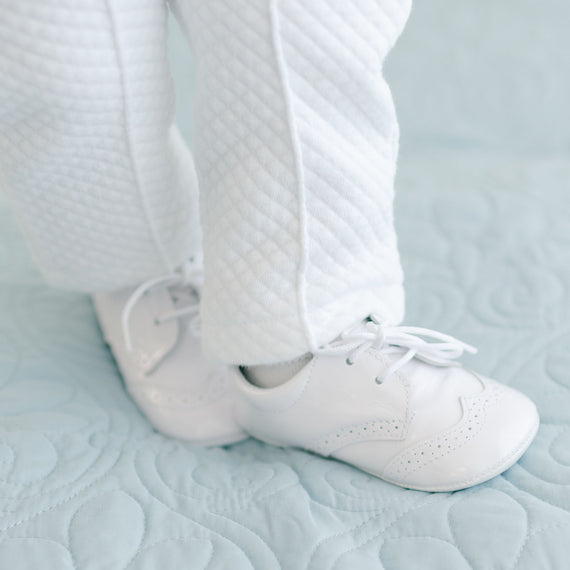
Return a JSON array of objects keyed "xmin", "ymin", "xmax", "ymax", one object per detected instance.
[
  {"xmin": 374, "ymin": 376, "xmax": 384, "ymax": 385},
  {"xmin": 345, "ymin": 358, "xmax": 354, "ymax": 366}
]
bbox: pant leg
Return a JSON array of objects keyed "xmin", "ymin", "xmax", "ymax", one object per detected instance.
[
  {"xmin": 0, "ymin": 0, "xmax": 201, "ymax": 292},
  {"xmin": 173, "ymin": 0, "xmax": 411, "ymax": 365}
]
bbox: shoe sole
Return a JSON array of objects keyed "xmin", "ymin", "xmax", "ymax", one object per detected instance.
[{"xmin": 159, "ymin": 428, "xmax": 249, "ymax": 447}]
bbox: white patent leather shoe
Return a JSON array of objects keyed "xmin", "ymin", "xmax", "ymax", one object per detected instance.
[
  {"xmin": 93, "ymin": 260, "xmax": 247, "ymax": 446},
  {"xmin": 232, "ymin": 316, "xmax": 539, "ymax": 492}
]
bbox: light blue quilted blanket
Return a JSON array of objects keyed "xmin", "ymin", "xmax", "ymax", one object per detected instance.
[{"xmin": 1, "ymin": 3, "xmax": 569, "ymax": 568}]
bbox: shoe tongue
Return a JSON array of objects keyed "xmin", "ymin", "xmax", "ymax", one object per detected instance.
[
  {"xmin": 170, "ymin": 283, "xmax": 200, "ymax": 307},
  {"xmin": 242, "ymin": 353, "xmax": 313, "ymax": 388}
]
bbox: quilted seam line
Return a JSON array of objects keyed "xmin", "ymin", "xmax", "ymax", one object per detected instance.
[
  {"xmin": 269, "ymin": 0, "xmax": 316, "ymax": 353},
  {"xmin": 104, "ymin": 0, "xmax": 173, "ymax": 275},
  {"xmin": 306, "ymin": 492, "xmax": 440, "ymax": 568}
]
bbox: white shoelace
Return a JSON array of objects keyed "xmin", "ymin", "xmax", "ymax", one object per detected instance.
[
  {"xmin": 121, "ymin": 261, "xmax": 202, "ymax": 352},
  {"xmin": 317, "ymin": 314, "xmax": 477, "ymax": 383}
]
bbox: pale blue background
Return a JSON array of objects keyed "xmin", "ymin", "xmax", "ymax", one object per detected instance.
[{"xmin": 1, "ymin": 3, "xmax": 569, "ymax": 568}]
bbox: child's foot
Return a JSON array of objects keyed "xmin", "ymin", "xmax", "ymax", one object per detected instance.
[
  {"xmin": 93, "ymin": 261, "xmax": 247, "ymax": 446},
  {"xmin": 234, "ymin": 316, "xmax": 539, "ymax": 491}
]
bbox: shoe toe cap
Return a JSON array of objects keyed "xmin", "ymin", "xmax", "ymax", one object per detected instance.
[
  {"xmin": 382, "ymin": 381, "xmax": 539, "ymax": 491},
  {"xmin": 333, "ymin": 379, "xmax": 539, "ymax": 492},
  {"xmin": 130, "ymin": 376, "xmax": 247, "ymax": 446},
  {"xmin": 141, "ymin": 392, "xmax": 247, "ymax": 446}
]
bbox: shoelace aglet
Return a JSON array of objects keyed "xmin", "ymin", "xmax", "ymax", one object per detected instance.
[
  {"xmin": 154, "ymin": 305, "xmax": 200, "ymax": 326},
  {"xmin": 122, "ymin": 316, "xmax": 134, "ymax": 353}
]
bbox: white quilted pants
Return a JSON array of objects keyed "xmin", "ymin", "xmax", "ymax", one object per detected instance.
[
  {"xmin": 0, "ymin": 0, "xmax": 411, "ymax": 365},
  {"xmin": 0, "ymin": 0, "xmax": 202, "ymax": 292}
]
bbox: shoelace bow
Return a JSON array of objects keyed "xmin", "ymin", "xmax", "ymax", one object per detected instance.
[
  {"xmin": 121, "ymin": 260, "xmax": 203, "ymax": 352},
  {"xmin": 317, "ymin": 314, "xmax": 477, "ymax": 383}
]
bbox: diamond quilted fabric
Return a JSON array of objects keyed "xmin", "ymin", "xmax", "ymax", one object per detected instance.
[
  {"xmin": 0, "ymin": 0, "xmax": 201, "ymax": 292},
  {"xmin": 175, "ymin": 0, "xmax": 409, "ymax": 363},
  {"xmin": 1, "ymin": 1, "xmax": 570, "ymax": 569}
]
